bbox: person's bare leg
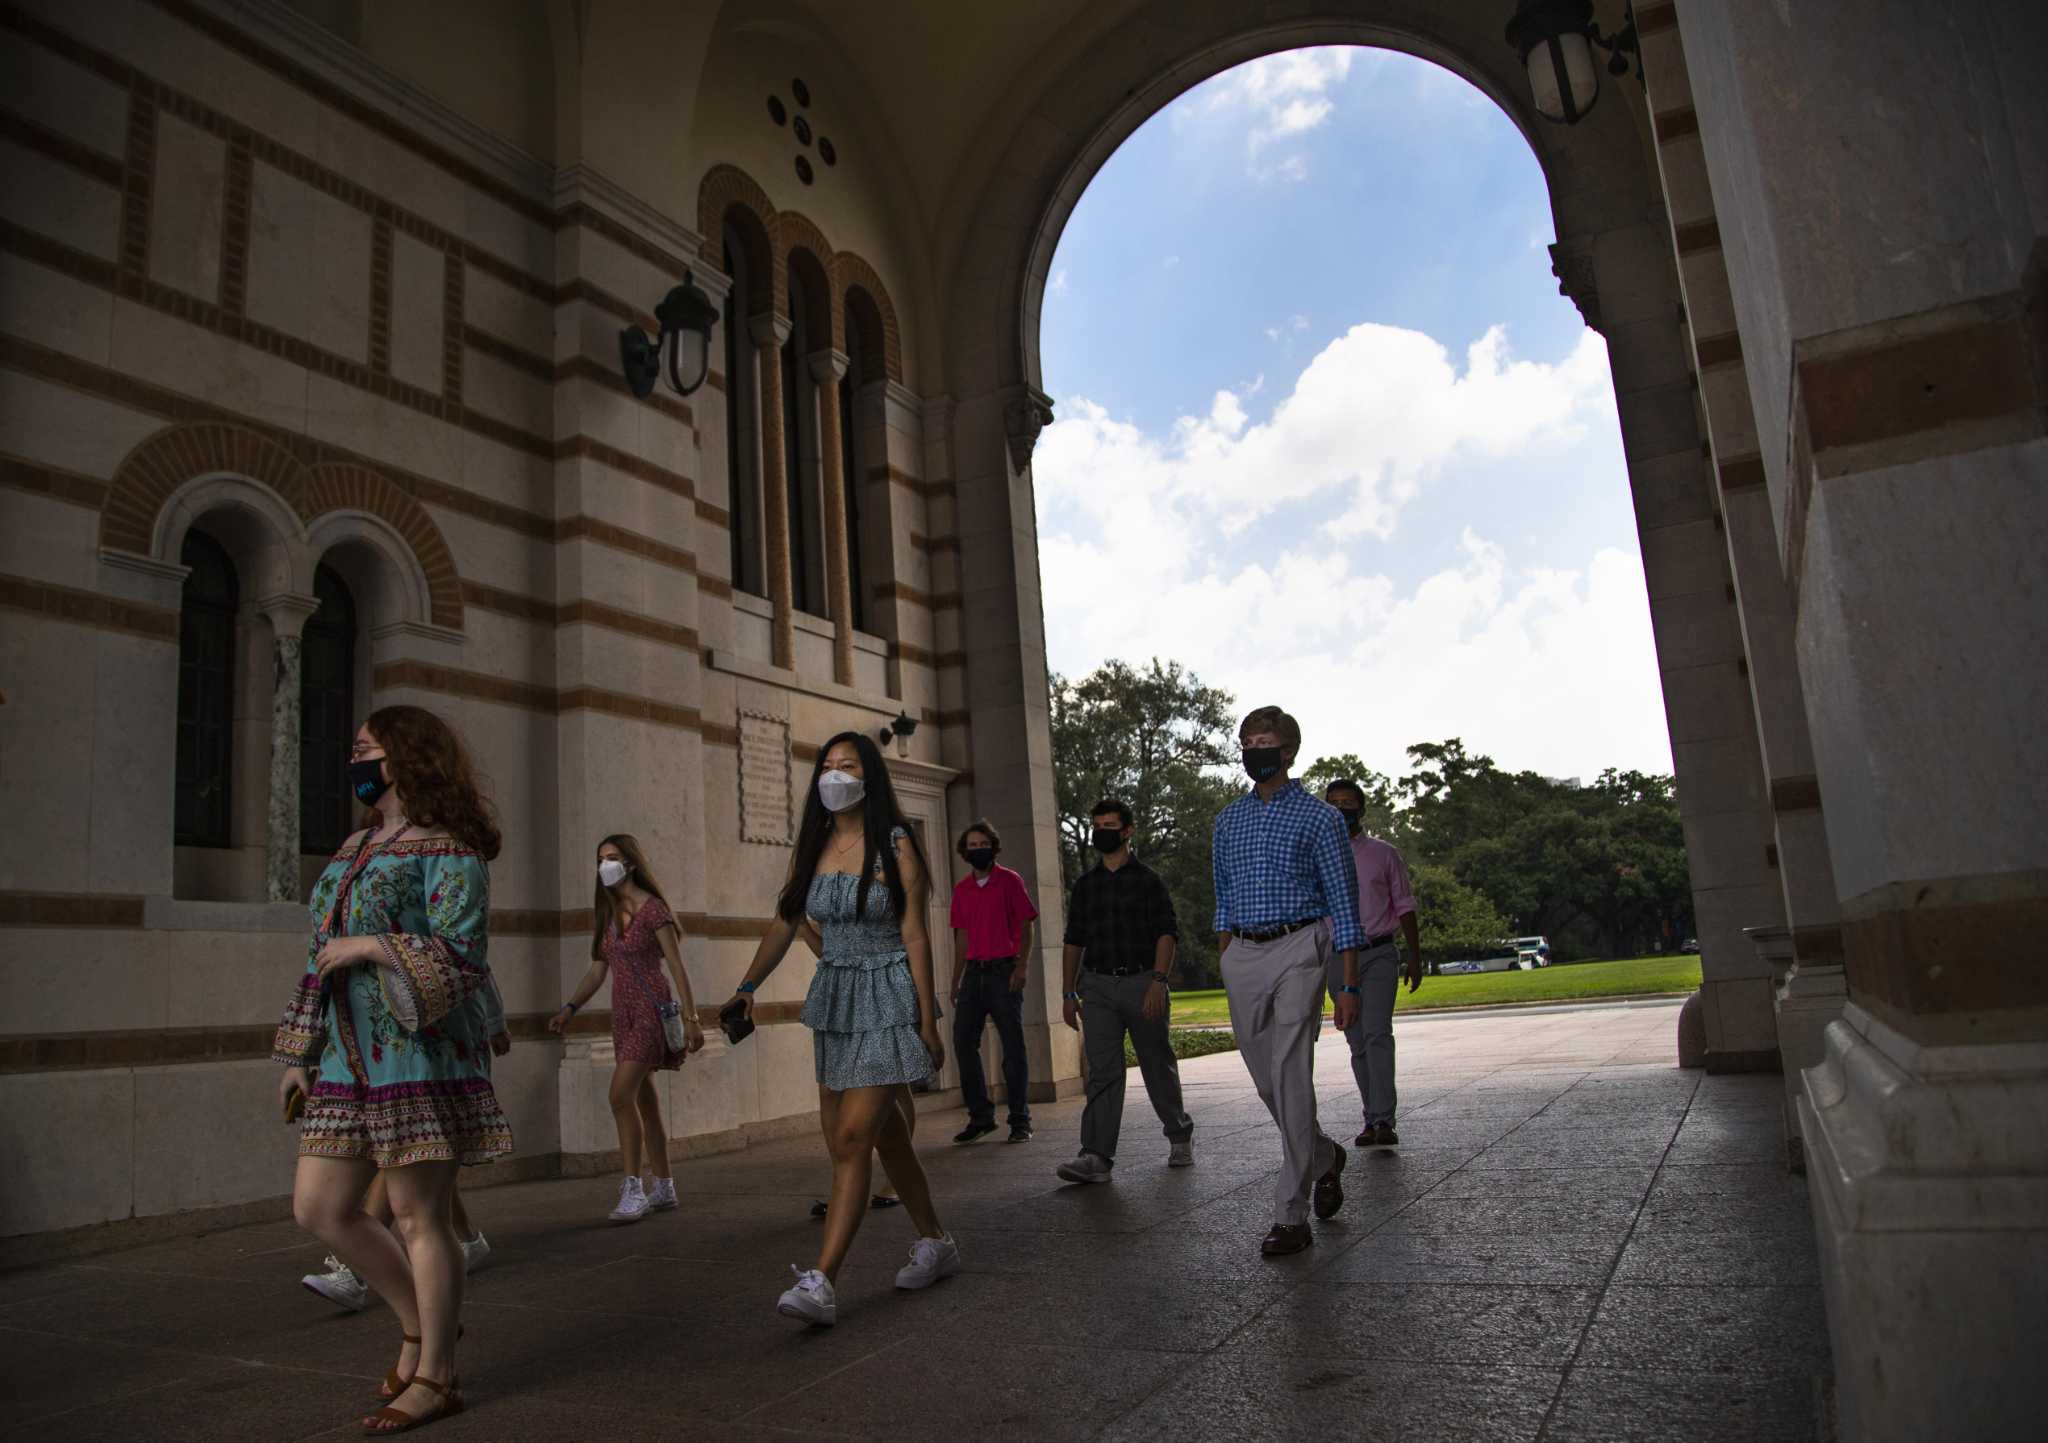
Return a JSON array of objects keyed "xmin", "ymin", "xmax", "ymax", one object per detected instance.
[
  {"xmin": 380, "ymin": 1159, "xmax": 462, "ymax": 1421},
  {"xmin": 450, "ymin": 1180, "xmax": 474, "ymax": 1242},
  {"xmin": 636, "ymin": 1076, "xmax": 671, "ymax": 1180},
  {"xmin": 873, "ymin": 1085, "xmax": 942, "ymax": 1237},
  {"xmin": 815, "ymin": 1086, "xmax": 897, "ymax": 1279},
  {"xmin": 363, "ymin": 1168, "xmax": 393, "ymax": 1226},
  {"xmin": 295, "ymin": 1156, "xmax": 416, "ymax": 1376},
  {"xmin": 610, "ymin": 1061, "xmax": 651, "ymax": 1180}
]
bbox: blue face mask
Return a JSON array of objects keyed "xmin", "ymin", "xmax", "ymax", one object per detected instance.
[{"xmin": 1242, "ymin": 746, "xmax": 1286, "ymax": 782}]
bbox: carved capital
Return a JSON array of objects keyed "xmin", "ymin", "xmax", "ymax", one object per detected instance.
[
  {"xmin": 1548, "ymin": 238, "xmax": 1603, "ymax": 334},
  {"xmin": 1002, "ymin": 384, "xmax": 1055, "ymax": 471},
  {"xmin": 748, "ymin": 313, "xmax": 792, "ymax": 351},
  {"xmin": 806, "ymin": 348, "xmax": 850, "ymax": 383}
]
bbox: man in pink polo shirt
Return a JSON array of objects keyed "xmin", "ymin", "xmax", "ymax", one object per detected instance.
[
  {"xmin": 947, "ymin": 818, "xmax": 1039, "ymax": 1144},
  {"xmin": 1323, "ymin": 779, "xmax": 1422, "ymax": 1147}
]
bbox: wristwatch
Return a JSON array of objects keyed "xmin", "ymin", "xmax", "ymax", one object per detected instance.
[
  {"xmin": 1150, "ymin": 973, "xmax": 1171, "ymax": 989},
  {"xmin": 1062, "ymin": 990, "xmax": 1082, "ymax": 1001}
]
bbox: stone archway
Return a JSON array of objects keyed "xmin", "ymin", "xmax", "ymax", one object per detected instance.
[{"xmin": 932, "ymin": 0, "xmax": 1790, "ymax": 1079}]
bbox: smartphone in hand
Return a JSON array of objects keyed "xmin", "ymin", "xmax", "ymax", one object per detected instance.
[
  {"xmin": 283, "ymin": 1086, "xmax": 306, "ymax": 1123},
  {"xmin": 719, "ymin": 997, "xmax": 756, "ymax": 1046}
]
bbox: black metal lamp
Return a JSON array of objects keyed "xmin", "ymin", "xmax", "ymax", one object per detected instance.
[
  {"xmin": 1505, "ymin": 0, "xmax": 1639, "ymax": 125},
  {"xmin": 878, "ymin": 711, "xmax": 919, "ymax": 752},
  {"xmin": 619, "ymin": 274, "xmax": 719, "ymax": 399}
]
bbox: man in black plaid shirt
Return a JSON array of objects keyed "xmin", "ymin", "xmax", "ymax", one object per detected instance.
[{"xmin": 1054, "ymin": 798, "xmax": 1195, "ymax": 1184}]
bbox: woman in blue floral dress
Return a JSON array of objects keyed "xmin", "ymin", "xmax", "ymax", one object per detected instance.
[
  {"xmin": 273, "ymin": 705, "xmax": 509, "ymax": 1434},
  {"xmin": 723, "ymin": 730, "xmax": 958, "ymax": 1328}
]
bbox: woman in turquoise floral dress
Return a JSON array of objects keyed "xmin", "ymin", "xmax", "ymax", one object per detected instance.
[{"xmin": 273, "ymin": 705, "xmax": 509, "ymax": 1434}]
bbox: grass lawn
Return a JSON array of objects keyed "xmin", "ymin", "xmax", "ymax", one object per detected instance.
[{"xmin": 1166, "ymin": 954, "xmax": 1702, "ymax": 1029}]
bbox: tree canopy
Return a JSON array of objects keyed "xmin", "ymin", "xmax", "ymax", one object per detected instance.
[{"xmin": 1046, "ymin": 658, "xmax": 1693, "ymax": 984}]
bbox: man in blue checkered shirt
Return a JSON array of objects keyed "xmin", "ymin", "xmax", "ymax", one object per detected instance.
[{"xmin": 1211, "ymin": 704, "xmax": 1362, "ymax": 1256}]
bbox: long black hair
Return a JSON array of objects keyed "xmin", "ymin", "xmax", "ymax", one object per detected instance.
[{"xmin": 776, "ymin": 730, "xmax": 927, "ymax": 923}]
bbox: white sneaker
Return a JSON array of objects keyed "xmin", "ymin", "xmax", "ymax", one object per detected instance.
[
  {"xmin": 894, "ymin": 1233, "xmax": 962, "ymax": 1290},
  {"xmin": 461, "ymin": 1232, "xmax": 492, "ymax": 1274},
  {"xmin": 1056, "ymin": 1153, "xmax": 1114, "ymax": 1184},
  {"xmin": 609, "ymin": 1176, "xmax": 650, "ymax": 1223},
  {"xmin": 648, "ymin": 1177, "xmax": 679, "ymax": 1211},
  {"xmin": 777, "ymin": 1266, "xmax": 836, "ymax": 1326},
  {"xmin": 1168, "ymin": 1140, "xmax": 1195, "ymax": 1168},
  {"xmin": 301, "ymin": 1255, "xmax": 369, "ymax": 1312}
]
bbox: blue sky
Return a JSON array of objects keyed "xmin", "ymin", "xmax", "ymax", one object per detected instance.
[{"xmin": 1035, "ymin": 48, "xmax": 1671, "ymax": 784}]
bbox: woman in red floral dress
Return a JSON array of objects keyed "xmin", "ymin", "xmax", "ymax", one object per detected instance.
[{"xmin": 548, "ymin": 834, "xmax": 704, "ymax": 1221}]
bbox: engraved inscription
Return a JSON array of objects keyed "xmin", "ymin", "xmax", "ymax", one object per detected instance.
[{"xmin": 738, "ymin": 711, "xmax": 793, "ymax": 845}]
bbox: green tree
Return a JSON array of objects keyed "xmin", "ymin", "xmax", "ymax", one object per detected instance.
[
  {"xmin": 1410, "ymin": 862, "xmax": 1511, "ymax": 966},
  {"xmin": 1298, "ymin": 752, "xmax": 1404, "ymax": 842},
  {"xmin": 1048, "ymin": 659, "xmax": 1239, "ymax": 984}
]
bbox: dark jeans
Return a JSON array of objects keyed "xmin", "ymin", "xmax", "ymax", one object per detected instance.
[{"xmin": 954, "ymin": 960, "xmax": 1030, "ymax": 1126}]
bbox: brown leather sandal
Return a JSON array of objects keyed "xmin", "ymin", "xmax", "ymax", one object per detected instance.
[
  {"xmin": 378, "ymin": 1324, "xmax": 463, "ymax": 1399},
  {"xmin": 361, "ymin": 1374, "xmax": 461, "ymax": 1433}
]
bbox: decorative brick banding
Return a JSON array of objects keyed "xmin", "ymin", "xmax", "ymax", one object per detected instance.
[{"xmin": 303, "ymin": 462, "xmax": 463, "ymax": 629}]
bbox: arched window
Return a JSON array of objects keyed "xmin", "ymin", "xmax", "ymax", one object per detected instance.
[
  {"xmin": 784, "ymin": 262, "xmax": 825, "ymax": 617},
  {"xmin": 299, "ymin": 562, "xmax": 356, "ymax": 855},
  {"xmin": 174, "ymin": 529, "xmax": 238, "ymax": 847},
  {"xmin": 723, "ymin": 225, "xmax": 764, "ymax": 597},
  {"xmin": 840, "ymin": 307, "xmax": 867, "ymax": 632}
]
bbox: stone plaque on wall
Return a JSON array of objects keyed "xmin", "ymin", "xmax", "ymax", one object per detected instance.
[{"xmin": 738, "ymin": 711, "xmax": 793, "ymax": 845}]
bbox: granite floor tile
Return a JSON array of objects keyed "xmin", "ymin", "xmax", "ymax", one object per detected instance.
[
  {"xmin": 1542, "ymin": 1367, "xmax": 1821, "ymax": 1442},
  {"xmin": 1236, "ymin": 1283, "xmax": 1601, "ymax": 1368},
  {"xmin": 1314, "ymin": 1231, "xmax": 1625, "ymax": 1287},
  {"xmin": 1576, "ymin": 1285, "xmax": 1832, "ymax": 1378},
  {"xmin": 1612, "ymin": 1228, "xmax": 1821, "ymax": 1287}
]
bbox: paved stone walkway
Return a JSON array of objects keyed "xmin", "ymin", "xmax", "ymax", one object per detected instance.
[{"xmin": 0, "ymin": 1001, "xmax": 1832, "ymax": 1441}]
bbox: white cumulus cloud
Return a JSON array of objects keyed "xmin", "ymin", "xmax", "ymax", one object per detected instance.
[{"xmin": 1033, "ymin": 322, "xmax": 1671, "ymax": 780}]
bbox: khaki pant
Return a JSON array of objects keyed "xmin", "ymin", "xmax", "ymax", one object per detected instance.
[
  {"xmin": 1222, "ymin": 922, "xmax": 1338, "ymax": 1226},
  {"xmin": 1328, "ymin": 940, "xmax": 1401, "ymax": 1126}
]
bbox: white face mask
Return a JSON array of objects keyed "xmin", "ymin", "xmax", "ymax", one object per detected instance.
[
  {"xmin": 598, "ymin": 858, "xmax": 629, "ymax": 888},
  {"xmin": 818, "ymin": 769, "xmax": 866, "ymax": 813}
]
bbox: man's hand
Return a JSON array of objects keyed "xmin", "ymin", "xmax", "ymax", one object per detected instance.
[
  {"xmin": 1405, "ymin": 953, "xmax": 1423, "ymax": 993},
  {"xmin": 1142, "ymin": 977, "xmax": 1169, "ymax": 1021},
  {"xmin": 1009, "ymin": 965, "xmax": 1028, "ymax": 994},
  {"xmin": 1333, "ymin": 991, "xmax": 1360, "ymax": 1030},
  {"xmin": 1062, "ymin": 995, "xmax": 1081, "ymax": 1031}
]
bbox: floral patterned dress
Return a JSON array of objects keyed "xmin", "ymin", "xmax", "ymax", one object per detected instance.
[
  {"xmin": 604, "ymin": 896, "xmax": 684, "ymax": 1069},
  {"xmin": 272, "ymin": 834, "xmax": 513, "ymax": 1168}
]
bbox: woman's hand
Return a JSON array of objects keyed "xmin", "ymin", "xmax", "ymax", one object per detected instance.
[
  {"xmin": 724, "ymin": 991, "xmax": 756, "ymax": 1020},
  {"xmin": 921, "ymin": 1021, "xmax": 947, "ymax": 1074},
  {"xmin": 490, "ymin": 1030, "xmax": 513, "ymax": 1056},
  {"xmin": 278, "ymin": 1066, "xmax": 309, "ymax": 1112},
  {"xmin": 684, "ymin": 1020, "xmax": 706, "ymax": 1054},
  {"xmin": 546, "ymin": 1007, "xmax": 574, "ymax": 1035},
  {"xmin": 315, "ymin": 934, "xmax": 379, "ymax": 982}
]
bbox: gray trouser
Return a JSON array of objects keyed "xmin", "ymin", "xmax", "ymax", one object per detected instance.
[
  {"xmin": 1079, "ymin": 970, "xmax": 1193, "ymax": 1163},
  {"xmin": 1329, "ymin": 940, "xmax": 1400, "ymax": 1125},
  {"xmin": 1222, "ymin": 922, "xmax": 1338, "ymax": 1226}
]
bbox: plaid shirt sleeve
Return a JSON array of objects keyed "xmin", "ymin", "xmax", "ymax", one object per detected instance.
[
  {"xmin": 1311, "ymin": 804, "xmax": 1365, "ymax": 951},
  {"xmin": 1210, "ymin": 808, "xmax": 1232, "ymax": 934},
  {"xmin": 1148, "ymin": 866, "xmax": 1180, "ymax": 940},
  {"xmin": 1062, "ymin": 871, "xmax": 1088, "ymax": 947}
]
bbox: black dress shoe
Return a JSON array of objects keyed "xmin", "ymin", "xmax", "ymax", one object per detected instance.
[
  {"xmin": 1313, "ymin": 1141, "xmax": 1347, "ymax": 1219},
  {"xmin": 1261, "ymin": 1223, "xmax": 1314, "ymax": 1256},
  {"xmin": 1373, "ymin": 1122, "xmax": 1399, "ymax": 1147},
  {"xmin": 1007, "ymin": 1125, "xmax": 1032, "ymax": 1143},
  {"xmin": 953, "ymin": 1121, "xmax": 998, "ymax": 1144},
  {"xmin": 1353, "ymin": 1126, "xmax": 1374, "ymax": 1147}
]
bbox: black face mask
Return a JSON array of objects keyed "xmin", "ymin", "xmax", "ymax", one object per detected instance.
[
  {"xmin": 347, "ymin": 756, "xmax": 390, "ymax": 806},
  {"xmin": 1337, "ymin": 808, "xmax": 1364, "ymax": 836},
  {"xmin": 1242, "ymin": 746, "xmax": 1286, "ymax": 782},
  {"xmin": 1092, "ymin": 828, "xmax": 1127, "ymax": 854},
  {"xmin": 964, "ymin": 847, "xmax": 995, "ymax": 872}
]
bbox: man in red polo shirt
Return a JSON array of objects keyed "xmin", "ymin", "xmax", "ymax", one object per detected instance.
[{"xmin": 947, "ymin": 818, "xmax": 1039, "ymax": 1143}]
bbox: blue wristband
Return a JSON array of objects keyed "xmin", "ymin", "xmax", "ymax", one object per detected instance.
[
  {"xmin": 737, "ymin": 980, "xmax": 757, "ymax": 994},
  {"xmin": 1338, "ymin": 984, "xmax": 1360, "ymax": 995}
]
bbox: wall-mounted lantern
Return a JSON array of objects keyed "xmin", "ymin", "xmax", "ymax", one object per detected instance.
[
  {"xmin": 878, "ymin": 710, "xmax": 919, "ymax": 757},
  {"xmin": 1505, "ymin": 0, "xmax": 1639, "ymax": 125},
  {"xmin": 619, "ymin": 274, "xmax": 720, "ymax": 399}
]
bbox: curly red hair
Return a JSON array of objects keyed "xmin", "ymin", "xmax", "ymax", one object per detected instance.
[{"xmin": 363, "ymin": 705, "xmax": 502, "ymax": 860}]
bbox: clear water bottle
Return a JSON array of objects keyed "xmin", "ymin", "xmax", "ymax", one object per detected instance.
[{"xmin": 657, "ymin": 999, "xmax": 686, "ymax": 1053}]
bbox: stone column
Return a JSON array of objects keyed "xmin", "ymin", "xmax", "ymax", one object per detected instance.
[
  {"xmin": 256, "ymin": 592, "xmax": 318, "ymax": 903},
  {"xmin": 809, "ymin": 347, "xmax": 856, "ymax": 685},
  {"xmin": 750, "ymin": 314, "xmax": 796, "ymax": 671},
  {"xmin": 1680, "ymin": 3, "xmax": 2048, "ymax": 1437}
]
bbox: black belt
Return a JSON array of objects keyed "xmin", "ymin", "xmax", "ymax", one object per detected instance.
[
  {"xmin": 1234, "ymin": 919, "xmax": 1319, "ymax": 943},
  {"xmin": 965, "ymin": 956, "xmax": 1016, "ymax": 967},
  {"xmin": 1082, "ymin": 963, "xmax": 1150, "ymax": 977},
  {"xmin": 1363, "ymin": 932, "xmax": 1397, "ymax": 949}
]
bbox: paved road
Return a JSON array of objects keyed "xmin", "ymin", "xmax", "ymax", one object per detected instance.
[{"xmin": 1, "ymin": 1004, "xmax": 1830, "ymax": 1441}]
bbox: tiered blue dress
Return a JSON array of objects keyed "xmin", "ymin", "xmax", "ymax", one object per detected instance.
[{"xmin": 801, "ymin": 828, "xmax": 934, "ymax": 1091}]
